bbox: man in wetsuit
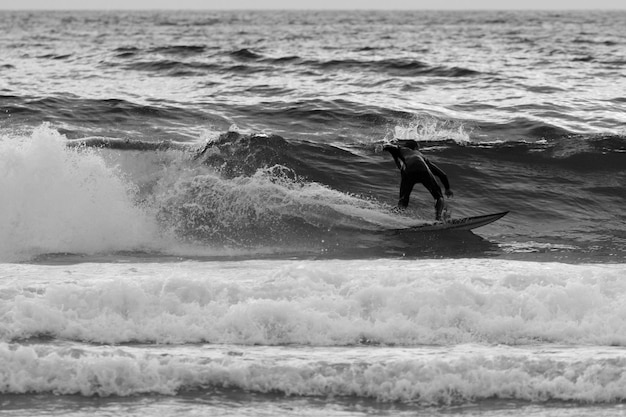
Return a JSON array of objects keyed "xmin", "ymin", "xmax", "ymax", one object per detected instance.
[{"xmin": 383, "ymin": 140, "xmax": 453, "ymax": 221}]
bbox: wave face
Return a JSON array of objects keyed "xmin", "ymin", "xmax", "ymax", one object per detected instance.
[{"xmin": 1, "ymin": 126, "xmax": 624, "ymax": 262}]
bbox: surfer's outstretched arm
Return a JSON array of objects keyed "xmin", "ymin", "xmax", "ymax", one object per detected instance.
[{"xmin": 427, "ymin": 160, "xmax": 453, "ymax": 197}]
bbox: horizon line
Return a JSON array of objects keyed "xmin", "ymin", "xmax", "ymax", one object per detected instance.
[{"xmin": 1, "ymin": 7, "xmax": 624, "ymax": 11}]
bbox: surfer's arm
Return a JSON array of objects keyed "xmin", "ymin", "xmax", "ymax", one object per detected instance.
[
  {"xmin": 427, "ymin": 160, "xmax": 453, "ymax": 197},
  {"xmin": 383, "ymin": 145, "xmax": 407, "ymax": 172}
]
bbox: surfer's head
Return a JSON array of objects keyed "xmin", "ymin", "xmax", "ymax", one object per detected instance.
[{"xmin": 398, "ymin": 139, "xmax": 419, "ymax": 150}]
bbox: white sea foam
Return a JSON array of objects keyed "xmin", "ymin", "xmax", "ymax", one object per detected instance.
[
  {"xmin": 1, "ymin": 259, "xmax": 624, "ymax": 347},
  {"xmin": 2, "ymin": 342, "xmax": 626, "ymax": 404},
  {"xmin": 0, "ymin": 125, "xmax": 159, "ymax": 261},
  {"xmin": 391, "ymin": 117, "xmax": 471, "ymax": 144}
]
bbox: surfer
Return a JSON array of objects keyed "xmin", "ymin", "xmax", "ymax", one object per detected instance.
[{"xmin": 383, "ymin": 140, "xmax": 453, "ymax": 221}]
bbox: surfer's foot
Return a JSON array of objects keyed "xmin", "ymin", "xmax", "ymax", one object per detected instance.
[{"xmin": 392, "ymin": 205, "xmax": 407, "ymax": 214}]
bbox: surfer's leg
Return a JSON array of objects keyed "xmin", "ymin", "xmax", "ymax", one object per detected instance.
[
  {"xmin": 435, "ymin": 198, "xmax": 445, "ymax": 221},
  {"xmin": 422, "ymin": 177, "xmax": 444, "ymax": 220},
  {"xmin": 398, "ymin": 177, "xmax": 415, "ymax": 208}
]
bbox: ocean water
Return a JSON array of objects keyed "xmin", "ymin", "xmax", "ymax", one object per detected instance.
[{"xmin": 1, "ymin": 9, "xmax": 625, "ymax": 416}]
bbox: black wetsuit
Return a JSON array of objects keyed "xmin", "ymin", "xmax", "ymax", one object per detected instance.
[{"xmin": 383, "ymin": 143, "xmax": 452, "ymax": 220}]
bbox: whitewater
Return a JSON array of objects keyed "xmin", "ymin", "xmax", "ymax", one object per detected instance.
[
  {"xmin": 1, "ymin": 9, "xmax": 626, "ymax": 417},
  {"xmin": 2, "ymin": 257, "xmax": 626, "ymax": 415}
]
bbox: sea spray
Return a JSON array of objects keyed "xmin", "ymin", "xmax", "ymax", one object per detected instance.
[
  {"xmin": 389, "ymin": 116, "xmax": 472, "ymax": 144},
  {"xmin": 0, "ymin": 125, "xmax": 158, "ymax": 260},
  {"xmin": 152, "ymin": 163, "xmax": 409, "ymax": 246}
]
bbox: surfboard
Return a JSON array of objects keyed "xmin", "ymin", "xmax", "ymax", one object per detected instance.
[{"xmin": 397, "ymin": 211, "xmax": 509, "ymax": 232}]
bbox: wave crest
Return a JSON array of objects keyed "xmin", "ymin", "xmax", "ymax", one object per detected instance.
[{"xmin": 0, "ymin": 125, "xmax": 158, "ymax": 261}]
